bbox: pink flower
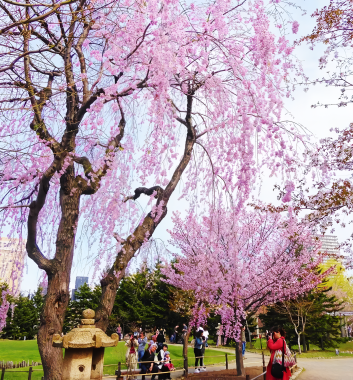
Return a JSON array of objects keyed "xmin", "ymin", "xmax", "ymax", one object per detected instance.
[{"xmin": 292, "ymin": 21, "xmax": 299, "ymax": 34}]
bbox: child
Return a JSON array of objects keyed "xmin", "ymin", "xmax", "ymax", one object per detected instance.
[{"xmin": 164, "ymin": 352, "xmax": 175, "ymax": 371}]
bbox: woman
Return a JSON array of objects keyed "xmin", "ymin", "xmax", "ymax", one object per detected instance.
[
  {"xmin": 194, "ymin": 330, "xmax": 205, "ymax": 373},
  {"xmin": 266, "ymin": 326, "xmax": 291, "ymax": 380},
  {"xmin": 125, "ymin": 335, "xmax": 139, "ymax": 376}
]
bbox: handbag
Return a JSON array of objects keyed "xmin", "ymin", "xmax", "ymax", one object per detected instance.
[{"xmin": 271, "ymin": 339, "xmax": 285, "ymax": 379}]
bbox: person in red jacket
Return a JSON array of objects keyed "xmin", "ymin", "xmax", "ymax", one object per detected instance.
[{"xmin": 266, "ymin": 326, "xmax": 291, "ymax": 380}]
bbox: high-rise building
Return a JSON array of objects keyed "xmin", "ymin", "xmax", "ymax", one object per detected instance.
[
  {"xmin": 75, "ymin": 276, "xmax": 89, "ymax": 289},
  {"xmin": 0, "ymin": 237, "xmax": 26, "ymax": 295},
  {"xmin": 317, "ymin": 235, "xmax": 340, "ymax": 257},
  {"xmin": 71, "ymin": 276, "xmax": 89, "ymax": 300}
]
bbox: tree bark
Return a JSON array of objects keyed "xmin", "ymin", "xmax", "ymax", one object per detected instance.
[
  {"xmin": 302, "ymin": 334, "xmax": 307, "ymax": 353},
  {"xmin": 36, "ymin": 167, "xmax": 81, "ymax": 380},
  {"xmin": 183, "ymin": 329, "xmax": 191, "ymax": 357},
  {"xmin": 235, "ymin": 341, "xmax": 245, "ymax": 376},
  {"xmin": 297, "ymin": 334, "xmax": 301, "ymax": 354}
]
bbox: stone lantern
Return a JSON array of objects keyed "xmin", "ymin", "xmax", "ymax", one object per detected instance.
[{"xmin": 52, "ymin": 309, "xmax": 119, "ymax": 380}]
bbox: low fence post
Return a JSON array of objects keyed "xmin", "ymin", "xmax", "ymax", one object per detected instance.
[
  {"xmin": 246, "ymin": 375, "xmax": 250, "ymax": 380},
  {"xmin": 225, "ymin": 353, "xmax": 228, "ymax": 370},
  {"xmin": 184, "ymin": 355, "xmax": 188, "ymax": 378},
  {"xmin": 28, "ymin": 366, "xmax": 33, "ymax": 380},
  {"xmin": 1, "ymin": 368, "xmax": 5, "ymax": 380},
  {"xmin": 116, "ymin": 362, "xmax": 121, "ymax": 380},
  {"xmin": 262, "ymin": 351, "xmax": 266, "ymax": 380}
]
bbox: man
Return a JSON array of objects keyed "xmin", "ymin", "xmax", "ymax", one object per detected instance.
[
  {"xmin": 157, "ymin": 344, "xmax": 171, "ymax": 379},
  {"xmin": 141, "ymin": 344, "xmax": 159, "ymax": 380},
  {"xmin": 138, "ymin": 332, "xmax": 147, "ymax": 368},
  {"xmin": 156, "ymin": 329, "xmax": 165, "ymax": 353},
  {"xmin": 174, "ymin": 325, "xmax": 179, "ymax": 344}
]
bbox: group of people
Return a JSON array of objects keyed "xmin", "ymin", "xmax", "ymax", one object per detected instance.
[
  {"xmin": 124, "ymin": 323, "xmax": 296, "ymax": 380},
  {"xmin": 125, "ymin": 329, "xmax": 175, "ymax": 379}
]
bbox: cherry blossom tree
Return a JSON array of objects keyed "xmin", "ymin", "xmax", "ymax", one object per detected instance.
[
  {"xmin": 0, "ymin": 0, "xmax": 303, "ymax": 377},
  {"xmin": 163, "ymin": 205, "xmax": 329, "ymax": 373},
  {"xmin": 270, "ymin": 1, "xmax": 353, "ymax": 265}
]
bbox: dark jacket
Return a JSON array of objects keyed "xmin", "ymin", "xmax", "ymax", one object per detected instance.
[
  {"xmin": 142, "ymin": 349, "xmax": 156, "ymax": 366},
  {"xmin": 157, "ymin": 332, "xmax": 165, "ymax": 344}
]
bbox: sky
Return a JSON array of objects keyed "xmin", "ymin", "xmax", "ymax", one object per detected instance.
[{"xmin": 20, "ymin": 0, "xmax": 353, "ymax": 293}]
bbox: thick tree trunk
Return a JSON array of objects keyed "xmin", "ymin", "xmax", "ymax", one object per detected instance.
[
  {"xmin": 235, "ymin": 341, "xmax": 245, "ymax": 376},
  {"xmin": 38, "ymin": 270, "xmax": 71, "ymax": 380},
  {"xmin": 37, "ymin": 175, "xmax": 80, "ymax": 380}
]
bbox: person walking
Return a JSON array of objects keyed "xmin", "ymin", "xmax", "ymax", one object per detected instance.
[
  {"xmin": 194, "ymin": 330, "xmax": 205, "ymax": 373},
  {"xmin": 125, "ymin": 335, "xmax": 138, "ymax": 377},
  {"xmin": 138, "ymin": 332, "xmax": 147, "ymax": 368},
  {"xmin": 174, "ymin": 325, "xmax": 179, "ymax": 344},
  {"xmin": 116, "ymin": 324, "xmax": 122, "ymax": 340},
  {"xmin": 266, "ymin": 326, "xmax": 291, "ymax": 380},
  {"xmin": 241, "ymin": 327, "xmax": 246, "ymax": 356}
]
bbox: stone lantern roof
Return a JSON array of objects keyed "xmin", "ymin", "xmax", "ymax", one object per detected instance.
[{"xmin": 52, "ymin": 309, "xmax": 119, "ymax": 349}]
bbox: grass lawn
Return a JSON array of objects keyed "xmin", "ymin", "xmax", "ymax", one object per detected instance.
[
  {"xmin": 0, "ymin": 339, "xmax": 231, "ymax": 378},
  {"xmin": 247, "ymin": 338, "xmax": 353, "ymax": 359}
]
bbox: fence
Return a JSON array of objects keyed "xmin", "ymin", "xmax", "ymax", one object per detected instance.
[
  {"xmin": 113, "ymin": 350, "xmax": 298, "ymax": 380},
  {"xmin": 0, "ymin": 360, "xmax": 41, "ymax": 369},
  {"xmin": 0, "ymin": 366, "xmax": 43, "ymax": 380},
  {"xmin": 0, "ymin": 351, "xmax": 297, "ymax": 380}
]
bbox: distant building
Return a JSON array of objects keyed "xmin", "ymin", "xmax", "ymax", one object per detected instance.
[
  {"xmin": 71, "ymin": 276, "xmax": 89, "ymax": 300},
  {"xmin": 75, "ymin": 276, "xmax": 89, "ymax": 289},
  {"xmin": 0, "ymin": 237, "xmax": 26, "ymax": 295},
  {"xmin": 317, "ymin": 235, "xmax": 340, "ymax": 257}
]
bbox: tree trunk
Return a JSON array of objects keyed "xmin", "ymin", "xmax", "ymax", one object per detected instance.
[
  {"xmin": 302, "ymin": 334, "xmax": 307, "ymax": 353},
  {"xmin": 297, "ymin": 334, "xmax": 301, "ymax": 354},
  {"xmin": 235, "ymin": 341, "xmax": 245, "ymax": 376},
  {"xmin": 37, "ymin": 178, "xmax": 80, "ymax": 379},
  {"xmin": 38, "ymin": 271, "xmax": 70, "ymax": 380},
  {"xmin": 320, "ymin": 336, "xmax": 324, "ymax": 351},
  {"xmin": 183, "ymin": 330, "xmax": 191, "ymax": 357}
]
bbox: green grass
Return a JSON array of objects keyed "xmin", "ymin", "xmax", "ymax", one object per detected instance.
[
  {"xmin": 246, "ymin": 338, "xmax": 353, "ymax": 359},
  {"xmin": 0, "ymin": 339, "xmax": 232, "ymax": 378}
]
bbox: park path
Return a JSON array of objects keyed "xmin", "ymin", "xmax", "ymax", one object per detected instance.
[{"xmin": 296, "ymin": 357, "xmax": 353, "ymax": 380}]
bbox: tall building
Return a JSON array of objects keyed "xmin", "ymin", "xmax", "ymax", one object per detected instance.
[
  {"xmin": 75, "ymin": 276, "xmax": 89, "ymax": 289},
  {"xmin": 71, "ymin": 276, "xmax": 89, "ymax": 300},
  {"xmin": 0, "ymin": 237, "xmax": 26, "ymax": 295},
  {"xmin": 317, "ymin": 235, "xmax": 340, "ymax": 257}
]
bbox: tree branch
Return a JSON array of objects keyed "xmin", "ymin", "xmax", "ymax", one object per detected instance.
[
  {"xmin": 124, "ymin": 186, "xmax": 164, "ymax": 202},
  {"xmin": 26, "ymin": 159, "xmax": 60, "ymax": 274}
]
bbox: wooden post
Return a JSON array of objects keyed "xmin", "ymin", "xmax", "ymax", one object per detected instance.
[
  {"xmin": 262, "ymin": 351, "xmax": 266, "ymax": 380},
  {"xmin": 246, "ymin": 375, "xmax": 250, "ymax": 380},
  {"xmin": 116, "ymin": 362, "xmax": 121, "ymax": 380},
  {"xmin": 28, "ymin": 366, "xmax": 33, "ymax": 380},
  {"xmin": 225, "ymin": 353, "xmax": 228, "ymax": 370},
  {"xmin": 1, "ymin": 368, "xmax": 5, "ymax": 380},
  {"xmin": 184, "ymin": 355, "xmax": 188, "ymax": 378}
]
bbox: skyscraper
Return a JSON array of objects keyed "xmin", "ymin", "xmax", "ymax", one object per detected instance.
[
  {"xmin": 71, "ymin": 276, "xmax": 89, "ymax": 300},
  {"xmin": 0, "ymin": 237, "xmax": 26, "ymax": 295},
  {"xmin": 317, "ymin": 235, "xmax": 340, "ymax": 257},
  {"xmin": 75, "ymin": 276, "xmax": 89, "ymax": 289}
]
